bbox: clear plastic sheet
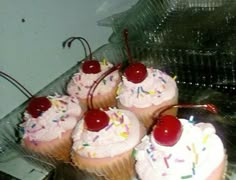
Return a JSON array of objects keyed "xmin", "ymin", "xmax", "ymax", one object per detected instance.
[
  {"xmin": 95, "ymin": 0, "xmax": 139, "ymax": 21},
  {"xmin": 98, "ymin": 0, "xmax": 236, "ymax": 53},
  {"xmin": 0, "ymin": 43, "xmax": 235, "ymax": 179}
]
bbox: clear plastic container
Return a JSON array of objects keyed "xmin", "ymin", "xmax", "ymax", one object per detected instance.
[
  {"xmin": 98, "ymin": 0, "xmax": 236, "ymax": 53},
  {"xmin": 0, "ymin": 43, "xmax": 235, "ymax": 178}
]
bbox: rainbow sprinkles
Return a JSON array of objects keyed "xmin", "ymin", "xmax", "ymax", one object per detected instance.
[
  {"xmin": 117, "ymin": 68, "xmax": 177, "ymax": 108},
  {"xmin": 134, "ymin": 117, "xmax": 225, "ymax": 179},
  {"xmin": 72, "ymin": 108, "xmax": 142, "ymax": 159}
]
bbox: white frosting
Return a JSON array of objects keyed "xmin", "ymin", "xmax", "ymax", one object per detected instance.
[
  {"xmin": 72, "ymin": 108, "xmax": 142, "ymax": 158},
  {"xmin": 117, "ymin": 68, "xmax": 177, "ymax": 108},
  {"xmin": 21, "ymin": 94, "xmax": 83, "ymax": 142},
  {"xmin": 135, "ymin": 119, "xmax": 225, "ymax": 180},
  {"xmin": 67, "ymin": 60, "xmax": 120, "ymax": 99}
]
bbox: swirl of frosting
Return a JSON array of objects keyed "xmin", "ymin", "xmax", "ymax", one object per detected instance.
[
  {"xmin": 67, "ymin": 59, "xmax": 120, "ymax": 99},
  {"xmin": 117, "ymin": 68, "xmax": 177, "ymax": 108},
  {"xmin": 72, "ymin": 108, "xmax": 142, "ymax": 158},
  {"xmin": 134, "ymin": 119, "xmax": 225, "ymax": 180},
  {"xmin": 21, "ymin": 94, "xmax": 83, "ymax": 141}
]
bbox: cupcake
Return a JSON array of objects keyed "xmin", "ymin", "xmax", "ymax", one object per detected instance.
[
  {"xmin": 117, "ymin": 62, "xmax": 178, "ymax": 129},
  {"xmin": 69, "ymin": 58, "xmax": 143, "ymax": 179},
  {"xmin": 117, "ymin": 30, "xmax": 178, "ymax": 129},
  {"xmin": 0, "ymin": 71, "xmax": 85, "ymax": 162},
  {"xmin": 71, "ymin": 107, "xmax": 146, "ymax": 180},
  {"xmin": 20, "ymin": 94, "xmax": 86, "ymax": 162},
  {"xmin": 63, "ymin": 37, "xmax": 121, "ymax": 109},
  {"xmin": 134, "ymin": 105, "xmax": 227, "ymax": 180}
]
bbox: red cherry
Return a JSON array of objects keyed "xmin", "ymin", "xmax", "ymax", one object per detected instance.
[
  {"xmin": 26, "ymin": 97, "xmax": 52, "ymax": 118},
  {"xmin": 153, "ymin": 115, "xmax": 182, "ymax": 146},
  {"xmin": 124, "ymin": 62, "xmax": 147, "ymax": 83},
  {"xmin": 82, "ymin": 60, "xmax": 101, "ymax": 74},
  {"xmin": 84, "ymin": 109, "xmax": 109, "ymax": 132}
]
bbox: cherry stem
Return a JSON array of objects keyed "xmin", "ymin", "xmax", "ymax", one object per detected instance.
[
  {"xmin": 62, "ymin": 36, "xmax": 93, "ymax": 61},
  {"xmin": 0, "ymin": 71, "xmax": 33, "ymax": 99},
  {"xmin": 154, "ymin": 103, "xmax": 218, "ymax": 119},
  {"xmin": 123, "ymin": 29, "xmax": 133, "ymax": 64},
  {"xmin": 87, "ymin": 63, "xmax": 122, "ymax": 110}
]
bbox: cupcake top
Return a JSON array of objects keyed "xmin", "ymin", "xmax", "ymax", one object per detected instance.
[
  {"xmin": 117, "ymin": 68, "xmax": 177, "ymax": 108},
  {"xmin": 21, "ymin": 94, "xmax": 84, "ymax": 142},
  {"xmin": 72, "ymin": 108, "xmax": 143, "ymax": 158},
  {"xmin": 67, "ymin": 59, "xmax": 120, "ymax": 99},
  {"xmin": 134, "ymin": 117, "xmax": 225, "ymax": 180}
]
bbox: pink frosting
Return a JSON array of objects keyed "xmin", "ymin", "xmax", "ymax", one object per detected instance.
[
  {"xmin": 117, "ymin": 68, "xmax": 177, "ymax": 108},
  {"xmin": 21, "ymin": 94, "xmax": 84, "ymax": 141},
  {"xmin": 67, "ymin": 59, "xmax": 120, "ymax": 99}
]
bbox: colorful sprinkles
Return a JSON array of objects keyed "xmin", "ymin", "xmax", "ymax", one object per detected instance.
[
  {"xmin": 192, "ymin": 163, "xmax": 196, "ymax": 175},
  {"xmin": 159, "ymin": 76, "xmax": 167, "ymax": 84},
  {"xmin": 105, "ymin": 122, "xmax": 114, "ymax": 131},
  {"xmin": 188, "ymin": 115, "xmax": 195, "ymax": 123},
  {"xmin": 202, "ymin": 135, "xmax": 209, "ymax": 144},
  {"xmin": 102, "ymin": 58, "xmax": 108, "ymax": 65},
  {"xmin": 118, "ymin": 68, "xmax": 176, "ymax": 101},
  {"xmin": 93, "ymin": 135, "xmax": 99, "ymax": 142},
  {"xmin": 75, "ymin": 109, "xmax": 131, "ymax": 158},
  {"xmin": 83, "ymin": 143, "xmax": 89, "ymax": 146},
  {"xmin": 164, "ymin": 157, "xmax": 170, "ymax": 168},
  {"xmin": 132, "ymin": 149, "xmax": 137, "ymax": 158},
  {"xmin": 140, "ymin": 86, "xmax": 149, "ymax": 94},
  {"xmin": 173, "ymin": 75, "xmax": 177, "ymax": 80},
  {"xmin": 137, "ymin": 117, "xmax": 219, "ymax": 179},
  {"xmin": 181, "ymin": 175, "xmax": 192, "ymax": 179}
]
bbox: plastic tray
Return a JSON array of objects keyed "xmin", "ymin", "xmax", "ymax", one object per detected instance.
[
  {"xmin": 0, "ymin": 43, "xmax": 235, "ymax": 179},
  {"xmin": 98, "ymin": 0, "xmax": 236, "ymax": 52}
]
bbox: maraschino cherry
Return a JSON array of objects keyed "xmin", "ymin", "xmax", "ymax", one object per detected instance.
[
  {"xmin": 81, "ymin": 60, "xmax": 101, "ymax": 74},
  {"xmin": 26, "ymin": 97, "xmax": 51, "ymax": 118},
  {"xmin": 153, "ymin": 115, "xmax": 182, "ymax": 146},
  {"xmin": 63, "ymin": 37, "xmax": 101, "ymax": 74},
  {"xmin": 84, "ymin": 109, "xmax": 109, "ymax": 132},
  {"xmin": 0, "ymin": 71, "xmax": 52, "ymax": 118},
  {"xmin": 123, "ymin": 29, "xmax": 147, "ymax": 83},
  {"xmin": 124, "ymin": 62, "xmax": 147, "ymax": 83},
  {"xmin": 152, "ymin": 103, "xmax": 218, "ymax": 147}
]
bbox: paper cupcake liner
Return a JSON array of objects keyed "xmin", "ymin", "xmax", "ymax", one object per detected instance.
[
  {"xmin": 71, "ymin": 149, "xmax": 135, "ymax": 180},
  {"xmin": 70, "ymin": 124, "xmax": 146, "ymax": 180},
  {"xmin": 21, "ymin": 105, "xmax": 86, "ymax": 163},
  {"xmin": 22, "ymin": 129, "xmax": 73, "ymax": 162},
  {"xmin": 91, "ymin": 86, "xmax": 119, "ymax": 109},
  {"xmin": 118, "ymin": 95, "xmax": 178, "ymax": 130},
  {"xmin": 79, "ymin": 80, "xmax": 120, "ymax": 109}
]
